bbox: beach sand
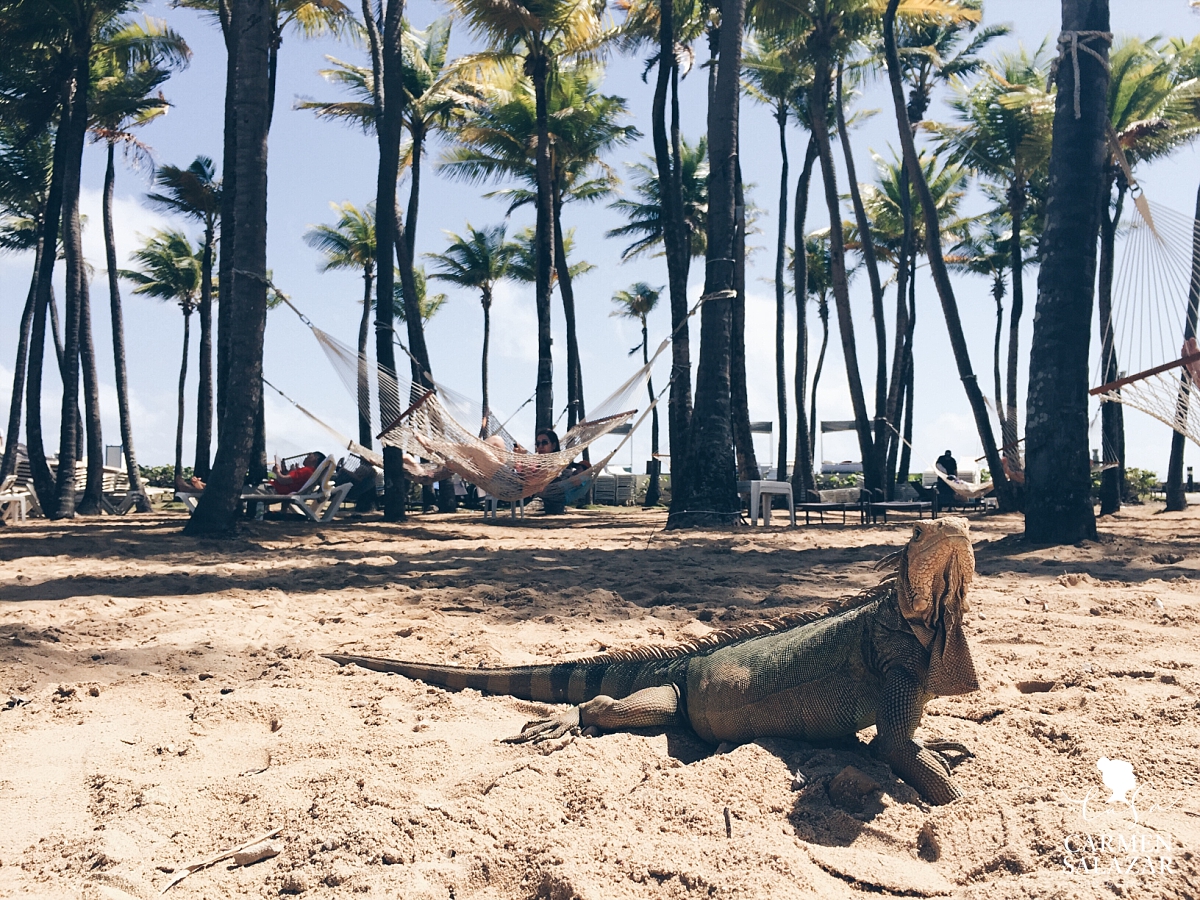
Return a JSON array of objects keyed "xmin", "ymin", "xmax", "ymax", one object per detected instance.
[{"xmin": 0, "ymin": 505, "xmax": 1197, "ymax": 899}]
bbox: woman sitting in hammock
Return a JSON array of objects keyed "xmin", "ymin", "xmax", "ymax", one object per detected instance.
[{"xmin": 534, "ymin": 428, "xmax": 589, "ymax": 514}]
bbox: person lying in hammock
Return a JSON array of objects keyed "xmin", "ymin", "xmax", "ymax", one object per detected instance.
[{"xmin": 535, "ymin": 428, "xmax": 590, "ymax": 515}]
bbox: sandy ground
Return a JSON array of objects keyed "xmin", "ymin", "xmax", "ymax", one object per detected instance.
[{"xmin": 0, "ymin": 503, "xmax": 1198, "ymax": 900}]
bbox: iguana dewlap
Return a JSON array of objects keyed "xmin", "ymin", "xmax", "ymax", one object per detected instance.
[{"xmin": 326, "ymin": 517, "xmax": 979, "ymax": 805}]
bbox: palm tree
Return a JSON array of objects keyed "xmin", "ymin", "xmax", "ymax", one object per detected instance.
[
  {"xmin": 607, "ymin": 136, "xmax": 708, "ymax": 266},
  {"xmin": 393, "ymin": 264, "xmax": 447, "ymax": 324},
  {"xmin": 1021, "ymin": 0, "xmax": 1108, "ymax": 544},
  {"xmin": 858, "ymin": 147, "xmax": 972, "ymax": 483},
  {"xmin": 744, "ymin": 32, "xmax": 810, "ymax": 482},
  {"xmin": 145, "ymin": 156, "xmax": 220, "ymax": 478},
  {"xmin": 177, "ymin": 0, "xmax": 351, "ymax": 491},
  {"xmin": 881, "ymin": 0, "xmax": 1010, "ymax": 510},
  {"xmin": 928, "ymin": 46, "xmax": 1054, "ymax": 482},
  {"xmin": 296, "ymin": 16, "xmax": 475, "ymax": 384},
  {"xmin": 442, "ymin": 64, "xmax": 637, "ymax": 430},
  {"xmin": 87, "ymin": 16, "xmax": 187, "ymax": 511},
  {"xmin": 0, "ymin": 127, "xmax": 52, "ymax": 485},
  {"xmin": 448, "ymin": 0, "xmax": 613, "ymax": 432},
  {"xmin": 615, "ymin": 0, "xmax": 706, "ymax": 496},
  {"xmin": 425, "ymin": 223, "xmax": 511, "ymax": 416},
  {"xmin": 303, "ymin": 201, "xmax": 377, "ymax": 448},
  {"xmin": 120, "ymin": 230, "xmax": 204, "ymax": 490},
  {"xmin": 185, "ymin": 0, "xmax": 274, "ymax": 535},
  {"xmin": 611, "ymin": 282, "xmax": 664, "ymax": 506}
]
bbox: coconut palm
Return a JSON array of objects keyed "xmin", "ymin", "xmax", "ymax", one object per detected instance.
[
  {"xmin": 442, "ymin": 63, "xmax": 636, "ymax": 429},
  {"xmin": 120, "ymin": 230, "xmax": 204, "ymax": 492},
  {"xmin": 425, "ymin": 224, "xmax": 511, "ymax": 416},
  {"xmin": 296, "ymin": 16, "xmax": 476, "ymax": 292},
  {"xmin": 611, "ymin": 282, "xmax": 664, "ymax": 505},
  {"xmin": 393, "ymin": 264, "xmax": 447, "ymax": 324},
  {"xmin": 744, "ymin": 32, "xmax": 811, "ymax": 481},
  {"xmin": 145, "ymin": 156, "xmax": 221, "ymax": 478},
  {"xmin": 0, "ymin": 127, "xmax": 53, "ymax": 484},
  {"xmin": 447, "ymin": 0, "xmax": 613, "ymax": 432},
  {"xmin": 87, "ymin": 16, "xmax": 187, "ymax": 510},
  {"xmin": 606, "ymin": 136, "xmax": 708, "ymax": 266},
  {"xmin": 303, "ymin": 201, "xmax": 377, "ymax": 448},
  {"xmin": 928, "ymin": 46, "xmax": 1054, "ymax": 480},
  {"xmin": 614, "ymin": 0, "xmax": 706, "ymax": 490}
]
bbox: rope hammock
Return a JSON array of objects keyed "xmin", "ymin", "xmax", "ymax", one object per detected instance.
[
  {"xmin": 1090, "ymin": 196, "xmax": 1200, "ymax": 451},
  {"xmin": 281, "ymin": 294, "xmax": 697, "ymax": 503}
]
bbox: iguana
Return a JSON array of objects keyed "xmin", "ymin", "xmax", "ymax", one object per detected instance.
[{"xmin": 325, "ymin": 517, "xmax": 980, "ymax": 805}]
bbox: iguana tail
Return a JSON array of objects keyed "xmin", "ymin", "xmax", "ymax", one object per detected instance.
[{"xmin": 322, "ymin": 653, "xmax": 670, "ymax": 705}]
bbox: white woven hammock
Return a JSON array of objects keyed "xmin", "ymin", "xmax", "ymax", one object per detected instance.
[{"xmin": 1092, "ymin": 197, "xmax": 1200, "ymax": 449}]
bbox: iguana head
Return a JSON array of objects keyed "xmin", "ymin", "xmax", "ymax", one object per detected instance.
[{"xmin": 896, "ymin": 517, "xmax": 979, "ymax": 696}]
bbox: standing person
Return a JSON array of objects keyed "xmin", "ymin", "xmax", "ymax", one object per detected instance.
[{"xmin": 935, "ymin": 449, "xmax": 958, "ymax": 510}]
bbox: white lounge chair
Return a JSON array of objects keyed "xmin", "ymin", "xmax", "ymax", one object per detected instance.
[
  {"xmin": 0, "ymin": 474, "xmax": 30, "ymax": 523},
  {"xmin": 179, "ymin": 457, "xmax": 352, "ymax": 523}
]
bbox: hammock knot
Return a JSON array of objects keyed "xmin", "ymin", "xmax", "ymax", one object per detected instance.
[{"xmin": 1048, "ymin": 30, "xmax": 1112, "ymax": 120}]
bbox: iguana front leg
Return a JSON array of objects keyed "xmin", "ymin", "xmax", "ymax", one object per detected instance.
[
  {"xmin": 873, "ymin": 670, "xmax": 964, "ymax": 805},
  {"xmin": 504, "ymin": 685, "xmax": 681, "ymax": 744}
]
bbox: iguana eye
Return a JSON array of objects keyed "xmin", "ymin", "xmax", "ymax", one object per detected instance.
[{"xmin": 913, "ymin": 526, "xmax": 923, "ymax": 538}]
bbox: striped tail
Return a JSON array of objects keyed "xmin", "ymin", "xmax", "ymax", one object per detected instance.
[{"xmin": 322, "ymin": 653, "xmax": 670, "ymax": 705}]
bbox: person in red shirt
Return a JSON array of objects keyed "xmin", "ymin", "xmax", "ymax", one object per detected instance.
[{"xmin": 270, "ymin": 451, "xmax": 326, "ymax": 494}]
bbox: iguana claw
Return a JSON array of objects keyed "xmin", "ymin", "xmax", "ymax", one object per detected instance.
[
  {"xmin": 501, "ymin": 708, "xmax": 581, "ymax": 744},
  {"xmin": 922, "ymin": 739, "xmax": 973, "ymax": 774}
]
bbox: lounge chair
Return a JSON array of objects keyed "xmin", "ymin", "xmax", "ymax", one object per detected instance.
[
  {"xmin": 179, "ymin": 457, "xmax": 352, "ymax": 523},
  {"xmin": 0, "ymin": 474, "xmax": 30, "ymax": 523}
]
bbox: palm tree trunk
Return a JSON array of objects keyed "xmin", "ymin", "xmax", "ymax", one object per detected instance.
[
  {"xmin": 883, "ymin": 0, "xmax": 1010, "ymax": 509},
  {"xmin": 1098, "ymin": 179, "xmax": 1124, "ymax": 514},
  {"xmin": 667, "ymin": 0, "xmax": 744, "ymax": 529},
  {"xmin": 175, "ymin": 310, "xmax": 191, "ymax": 486},
  {"xmin": 774, "ymin": 101, "xmax": 789, "ymax": 480},
  {"xmin": 102, "ymin": 140, "xmax": 150, "ymax": 510},
  {"xmin": 195, "ymin": 221, "xmax": 215, "ymax": 479},
  {"xmin": 76, "ymin": 278, "xmax": 105, "ymax": 514},
  {"xmin": 883, "ymin": 165, "xmax": 913, "ymax": 489},
  {"xmin": 886, "ymin": 254, "xmax": 917, "ymax": 487},
  {"xmin": 1, "ymin": 238, "xmax": 41, "ymax": 482},
  {"xmin": 810, "ymin": 56, "xmax": 876, "ymax": 493},
  {"xmin": 654, "ymin": 0, "xmax": 692, "ymax": 511},
  {"xmin": 46, "ymin": 283, "xmax": 83, "ymax": 461},
  {"xmin": 361, "ymin": 0, "xmax": 407, "ymax": 521},
  {"xmin": 481, "ymin": 290, "xmax": 491, "ymax": 417},
  {"xmin": 216, "ymin": 0, "xmax": 237, "ymax": 442},
  {"xmin": 731, "ymin": 164, "xmax": 757, "ymax": 481},
  {"xmin": 643, "ymin": 315, "xmax": 661, "ymax": 506},
  {"xmin": 993, "ymin": 278, "xmax": 1005, "ymax": 429},
  {"xmin": 1004, "ymin": 182, "xmax": 1028, "ymax": 473},
  {"xmin": 405, "ymin": 123, "xmax": 422, "ymax": 258},
  {"xmin": 26, "ymin": 127, "xmax": 66, "ymax": 509},
  {"xmin": 531, "ymin": 55, "xmax": 556, "ymax": 433},
  {"xmin": 791, "ymin": 137, "xmax": 817, "ymax": 501},
  {"xmin": 1165, "ymin": 180, "xmax": 1200, "ymax": 510},
  {"xmin": 185, "ymin": 0, "xmax": 273, "ymax": 536},
  {"xmin": 810, "ymin": 297, "xmax": 830, "ymax": 460},
  {"xmin": 836, "ymin": 63, "xmax": 889, "ymax": 492},
  {"xmin": 54, "ymin": 48, "xmax": 93, "ymax": 519},
  {"xmin": 1021, "ymin": 0, "xmax": 1107, "ymax": 544},
  {"xmin": 553, "ymin": 190, "xmax": 584, "ymax": 430},
  {"xmin": 357, "ymin": 267, "xmax": 373, "ymax": 448}
]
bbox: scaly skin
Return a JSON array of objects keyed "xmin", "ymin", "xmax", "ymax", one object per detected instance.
[{"xmin": 325, "ymin": 517, "xmax": 979, "ymax": 805}]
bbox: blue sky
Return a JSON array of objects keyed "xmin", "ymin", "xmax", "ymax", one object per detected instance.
[{"xmin": 3, "ymin": 0, "xmax": 1200, "ymax": 479}]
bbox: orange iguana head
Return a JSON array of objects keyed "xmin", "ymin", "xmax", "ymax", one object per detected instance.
[{"xmin": 896, "ymin": 516, "xmax": 979, "ymax": 696}]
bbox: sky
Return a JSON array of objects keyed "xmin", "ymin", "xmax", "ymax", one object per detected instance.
[{"xmin": 3, "ymin": 0, "xmax": 1200, "ymax": 481}]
